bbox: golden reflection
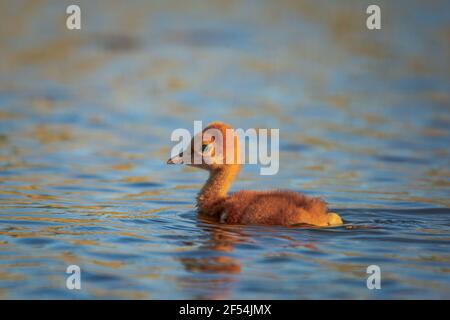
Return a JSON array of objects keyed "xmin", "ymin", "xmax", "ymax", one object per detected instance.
[
  {"xmin": 0, "ymin": 270, "xmax": 26, "ymax": 281},
  {"xmin": 71, "ymin": 239, "xmax": 100, "ymax": 246},
  {"xmin": 89, "ymin": 288, "xmax": 149, "ymax": 299},
  {"xmin": 0, "ymin": 216, "xmax": 96, "ymax": 224},
  {"xmin": 111, "ymin": 163, "xmax": 134, "ymax": 171},
  {"xmin": 28, "ymin": 125, "xmax": 74, "ymax": 144},
  {"xmin": 92, "ymin": 260, "xmax": 125, "ymax": 269}
]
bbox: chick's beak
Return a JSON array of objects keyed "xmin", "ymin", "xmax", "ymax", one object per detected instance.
[{"xmin": 167, "ymin": 152, "xmax": 184, "ymax": 165}]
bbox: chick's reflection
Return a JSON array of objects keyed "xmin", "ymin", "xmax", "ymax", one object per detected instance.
[{"xmin": 180, "ymin": 219, "xmax": 247, "ymax": 274}]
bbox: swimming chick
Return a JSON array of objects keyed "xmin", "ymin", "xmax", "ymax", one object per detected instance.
[{"xmin": 167, "ymin": 122, "xmax": 343, "ymax": 227}]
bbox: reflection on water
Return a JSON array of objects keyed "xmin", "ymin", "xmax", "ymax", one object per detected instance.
[{"xmin": 0, "ymin": 0, "xmax": 449, "ymax": 299}]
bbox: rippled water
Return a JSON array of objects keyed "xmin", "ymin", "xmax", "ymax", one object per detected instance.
[{"xmin": 0, "ymin": 0, "xmax": 449, "ymax": 299}]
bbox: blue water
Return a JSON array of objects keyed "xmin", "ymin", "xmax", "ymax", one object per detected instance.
[{"xmin": 0, "ymin": 0, "xmax": 449, "ymax": 299}]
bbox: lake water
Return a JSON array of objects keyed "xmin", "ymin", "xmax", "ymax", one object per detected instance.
[{"xmin": 0, "ymin": 0, "xmax": 449, "ymax": 299}]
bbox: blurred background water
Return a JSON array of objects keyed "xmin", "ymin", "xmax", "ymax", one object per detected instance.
[{"xmin": 0, "ymin": 0, "xmax": 449, "ymax": 299}]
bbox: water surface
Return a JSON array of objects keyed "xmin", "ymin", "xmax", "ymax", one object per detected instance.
[{"xmin": 0, "ymin": 0, "xmax": 449, "ymax": 299}]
